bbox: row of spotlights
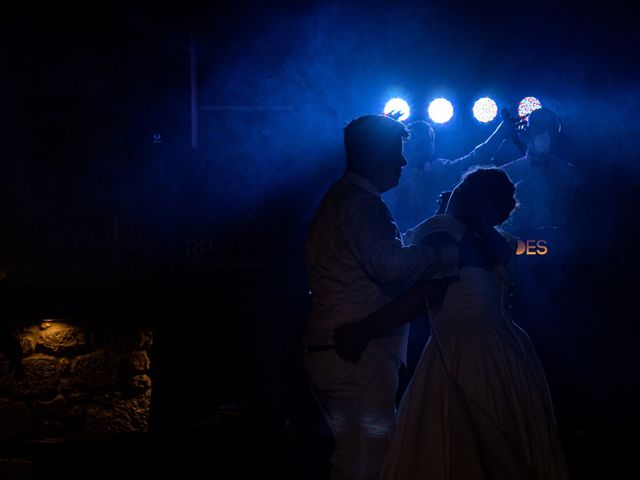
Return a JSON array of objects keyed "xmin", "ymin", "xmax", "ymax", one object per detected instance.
[{"xmin": 383, "ymin": 96, "xmax": 543, "ymax": 124}]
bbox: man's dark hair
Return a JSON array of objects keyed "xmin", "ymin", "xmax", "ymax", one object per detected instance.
[{"xmin": 343, "ymin": 114, "xmax": 409, "ymax": 176}]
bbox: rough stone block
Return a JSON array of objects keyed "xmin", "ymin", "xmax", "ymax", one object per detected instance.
[
  {"xmin": 18, "ymin": 335, "xmax": 36, "ymax": 356},
  {"xmin": 128, "ymin": 374, "xmax": 152, "ymax": 393},
  {"xmin": 9, "ymin": 355, "xmax": 60, "ymax": 397},
  {"xmin": 38, "ymin": 324, "xmax": 89, "ymax": 354},
  {"xmin": 129, "ymin": 351, "xmax": 151, "ymax": 372},
  {"xmin": 84, "ymin": 392, "xmax": 150, "ymax": 433},
  {"xmin": 71, "ymin": 351, "xmax": 122, "ymax": 388}
]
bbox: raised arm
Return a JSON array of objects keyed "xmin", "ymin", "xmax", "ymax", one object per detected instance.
[{"xmin": 442, "ymin": 119, "xmax": 517, "ymax": 173}]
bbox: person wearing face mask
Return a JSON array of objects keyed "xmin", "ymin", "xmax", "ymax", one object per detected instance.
[{"xmin": 500, "ymin": 107, "xmax": 581, "ymax": 234}]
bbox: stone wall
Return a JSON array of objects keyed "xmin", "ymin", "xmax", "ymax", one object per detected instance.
[{"xmin": 0, "ymin": 320, "xmax": 152, "ymax": 440}]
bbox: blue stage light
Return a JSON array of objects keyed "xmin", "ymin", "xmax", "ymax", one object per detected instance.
[
  {"xmin": 383, "ymin": 98, "xmax": 410, "ymax": 121},
  {"xmin": 518, "ymin": 96, "xmax": 542, "ymax": 118},
  {"xmin": 428, "ymin": 98, "xmax": 454, "ymax": 124},
  {"xmin": 472, "ymin": 97, "xmax": 498, "ymax": 123}
]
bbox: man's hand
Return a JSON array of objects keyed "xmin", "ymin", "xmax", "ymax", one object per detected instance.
[
  {"xmin": 385, "ymin": 110, "xmax": 404, "ymax": 121},
  {"xmin": 335, "ymin": 322, "xmax": 370, "ymax": 363}
]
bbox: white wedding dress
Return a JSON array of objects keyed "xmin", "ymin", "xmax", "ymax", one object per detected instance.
[{"xmin": 381, "ymin": 214, "xmax": 570, "ymax": 480}]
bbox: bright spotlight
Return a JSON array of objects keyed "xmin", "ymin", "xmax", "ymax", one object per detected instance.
[
  {"xmin": 518, "ymin": 96, "xmax": 542, "ymax": 118},
  {"xmin": 428, "ymin": 98, "xmax": 454, "ymax": 124},
  {"xmin": 383, "ymin": 98, "xmax": 410, "ymax": 121},
  {"xmin": 472, "ymin": 97, "xmax": 498, "ymax": 123}
]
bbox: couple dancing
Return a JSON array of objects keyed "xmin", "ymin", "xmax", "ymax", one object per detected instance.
[{"xmin": 302, "ymin": 114, "xmax": 570, "ymax": 480}]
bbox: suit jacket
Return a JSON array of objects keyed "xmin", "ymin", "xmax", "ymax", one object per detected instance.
[{"xmin": 304, "ymin": 171, "xmax": 458, "ymax": 364}]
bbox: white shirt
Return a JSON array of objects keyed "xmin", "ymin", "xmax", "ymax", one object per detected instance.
[{"xmin": 303, "ymin": 171, "xmax": 459, "ymax": 363}]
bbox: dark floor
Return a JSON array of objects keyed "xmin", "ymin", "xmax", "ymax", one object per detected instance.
[
  {"xmin": 0, "ymin": 407, "xmax": 635, "ymax": 480},
  {"xmin": 0, "ymin": 418, "xmax": 331, "ymax": 480}
]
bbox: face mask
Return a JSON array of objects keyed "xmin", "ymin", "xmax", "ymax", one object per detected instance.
[{"xmin": 533, "ymin": 133, "xmax": 551, "ymax": 156}]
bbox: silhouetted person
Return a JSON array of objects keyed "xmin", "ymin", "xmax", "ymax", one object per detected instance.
[
  {"xmin": 385, "ymin": 119, "xmax": 515, "ymax": 235},
  {"xmin": 336, "ymin": 167, "xmax": 570, "ymax": 479},
  {"xmin": 302, "ymin": 114, "xmax": 491, "ymax": 480},
  {"xmin": 501, "ymin": 107, "xmax": 581, "ymax": 235}
]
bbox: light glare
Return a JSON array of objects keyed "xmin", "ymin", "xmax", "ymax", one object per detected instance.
[
  {"xmin": 473, "ymin": 97, "xmax": 498, "ymax": 123},
  {"xmin": 428, "ymin": 98, "xmax": 454, "ymax": 124},
  {"xmin": 383, "ymin": 98, "xmax": 410, "ymax": 122},
  {"xmin": 518, "ymin": 96, "xmax": 542, "ymax": 118}
]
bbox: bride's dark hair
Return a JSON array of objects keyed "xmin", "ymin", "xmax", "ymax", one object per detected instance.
[{"xmin": 448, "ymin": 167, "xmax": 517, "ymax": 227}]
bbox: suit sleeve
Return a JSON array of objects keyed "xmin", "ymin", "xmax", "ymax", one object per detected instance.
[{"xmin": 342, "ymin": 197, "xmax": 458, "ymax": 284}]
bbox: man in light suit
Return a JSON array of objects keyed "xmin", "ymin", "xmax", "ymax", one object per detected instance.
[{"xmin": 302, "ymin": 114, "xmax": 486, "ymax": 480}]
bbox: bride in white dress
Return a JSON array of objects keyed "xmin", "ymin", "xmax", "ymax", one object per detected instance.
[
  {"xmin": 337, "ymin": 167, "xmax": 570, "ymax": 479},
  {"xmin": 382, "ymin": 168, "xmax": 568, "ymax": 480}
]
